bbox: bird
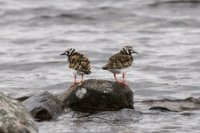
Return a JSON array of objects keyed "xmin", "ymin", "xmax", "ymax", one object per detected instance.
[
  {"xmin": 61, "ymin": 48, "xmax": 91, "ymax": 84},
  {"xmin": 102, "ymin": 46, "xmax": 138, "ymax": 84}
]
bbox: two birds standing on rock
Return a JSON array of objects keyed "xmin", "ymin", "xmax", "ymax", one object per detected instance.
[{"xmin": 61, "ymin": 46, "xmax": 138, "ymax": 84}]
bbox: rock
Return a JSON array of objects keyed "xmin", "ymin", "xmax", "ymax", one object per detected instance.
[
  {"xmin": 22, "ymin": 91, "xmax": 63, "ymax": 121},
  {"xmin": 139, "ymin": 97, "xmax": 200, "ymax": 112},
  {"xmin": 0, "ymin": 92, "xmax": 38, "ymax": 133},
  {"xmin": 149, "ymin": 106, "xmax": 174, "ymax": 112},
  {"xmin": 15, "ymin": 93, "xmax": 35, "ymax": 102},
  {"xmin": 59, "ymin": 79, "xmax": 134, "ymax": 112}
]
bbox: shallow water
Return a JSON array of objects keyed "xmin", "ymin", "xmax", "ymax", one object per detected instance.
[{"xmin": 0, "ymin": 0, "xmax": 200, "ymax": 132}]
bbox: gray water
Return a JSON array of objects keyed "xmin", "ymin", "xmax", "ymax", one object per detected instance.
[{"xmin": 0, "ymin": 0, "xmax": 200, "ymax": 132}]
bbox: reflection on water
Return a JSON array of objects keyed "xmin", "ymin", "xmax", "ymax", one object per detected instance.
[{"xmin": 0, "ymin": 0, "xmax": 200, "ymax": 132}]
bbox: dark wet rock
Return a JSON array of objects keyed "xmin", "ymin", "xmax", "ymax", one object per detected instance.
[
  {"xmin": 139, "ymin": 97, "xmax": 200, "ymax": 112},
  {"xmin": 149, "ymin": 106, "xmax": 175, "ymax": 112},
  {"xmin": 22, "ymin": 91, "xmax": 63, "ymax": 121},
  {"xmin": 59, "ymin": 79, "xmax": 134, "ymax": 112},
  {"xmin": 148, "ymin": 0, "xmax": 200, "ymax": 7},
  {"xmin": 0, "ymin": 92, "xmax": 38, "ymax": 133},
  {"xmin": 181, "ymin": 112, "xmax": 195, "ymax": 116}
]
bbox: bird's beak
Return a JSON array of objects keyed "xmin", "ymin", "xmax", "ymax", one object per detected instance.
[
  {"xmin": 60, "ymin": 52, "xmax": 66, "ymax": 56},
  {"xmin": 132, "ymin": 50, "xmax": 139, "ymax": 54}
]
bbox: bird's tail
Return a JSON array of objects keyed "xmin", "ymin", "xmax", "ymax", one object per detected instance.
[
  {"xmin": 86, "ymin": 70, "xmax": 91, "ymax": 74},
  {"xmin": 102, "ymin": 66, "xmax": 108, "ymax": 70},
  {"xmin": 88, "ymin": 70, "xmax": 91, "ymax": 74}
]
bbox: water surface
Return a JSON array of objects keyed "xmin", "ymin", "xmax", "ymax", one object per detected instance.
[{"xmin": 0, "ymin": 0, "xmax": 200, "ymax": 132}]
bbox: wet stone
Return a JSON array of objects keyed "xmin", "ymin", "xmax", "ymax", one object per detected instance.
[
  {"xmin": 60, "ymin": 79, "xmax": 134, "ymax": 112},
  {"xmin": 22, "ymin": 91, "xmax": 63, "ymax": 121},
  {"xmin": 0, "ymin": 92, "xmax": 38, "ymax": 133},
  {"xmin": 140, "ymin": 97, "xmax": 200, "ymax": 112}
]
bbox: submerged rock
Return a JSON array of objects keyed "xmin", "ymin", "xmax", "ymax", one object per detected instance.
[
  {"xmin": 59, "ymin": 79, "xmax": 134, "ymax": 112},
  {"xmin": 0, "ymin": 93, "xmax": 38, "ymax": 133},
  {"xmin": 15, "ymin": 93, "xmax": 35, "ymax": 102},
  {"xmin": 140, "ymin": 97, "xmax": 200, "ymax": 112},
  {"xmin": 22, "ymin": 91, "xmax": 63, "ymax": 121}
]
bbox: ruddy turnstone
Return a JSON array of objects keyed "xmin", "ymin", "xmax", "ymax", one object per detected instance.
[
  {"xmin": 102, "ymin": 46, "xmax": 138, "ymax": 83},
  {"xmin": 61, "ymin": 48, "xmax": 91, "ymax": 84}
]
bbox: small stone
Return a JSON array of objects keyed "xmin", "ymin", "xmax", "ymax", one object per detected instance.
[{"xmin": 22, "ymin": 91, "xmax": 63, "ymax": 121}]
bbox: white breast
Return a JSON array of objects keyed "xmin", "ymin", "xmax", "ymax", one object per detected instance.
[
  {"xmin": 69, "ymin": 68, "xmax": 86, "ymax": 75},
  {"xmin": 108, "ymin": 66, "xmax": 132, "ymax": 74}
]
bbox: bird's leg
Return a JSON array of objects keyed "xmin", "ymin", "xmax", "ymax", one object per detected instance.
[
  {"xmin": 81, "ymin": 75, "xmax": 83, "ymax": 82},
  {"xmin": 114, "ymin": 73, "xmax": 118, "ymax": 82},
  {"xmin": 73, "ymin": 75, "xmax": 77, "ymax": 84},
  {"xmin": 122, "ymin": 73, "xmax": 125, "ymax": 83},
  {"xmin": 122, "ymin": 72, "xmax": 128, "ymax": 85}
]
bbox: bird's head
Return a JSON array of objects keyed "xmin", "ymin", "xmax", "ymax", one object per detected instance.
[
  {"xmin": 60, "ymin": 48, "xmax": 75, "ymax": 57},
  {"xmin": 121, "ymin": 46, "xmax": 138, "ymax": 55}
]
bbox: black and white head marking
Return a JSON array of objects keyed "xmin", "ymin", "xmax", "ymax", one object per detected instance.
[
  {"xmin": 61, "ymin": 48, "xmax": 75, "ymax": 57},
  {"xmin": 121, "ymin": 46, "xmax": 138, "ymax": 55}
]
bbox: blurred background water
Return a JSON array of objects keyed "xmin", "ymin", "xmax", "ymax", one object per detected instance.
[{"xmin": 0, "ymin": 0, "xmax": 200, "ymax": 133}]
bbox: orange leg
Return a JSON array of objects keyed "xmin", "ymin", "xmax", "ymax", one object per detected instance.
[
  {"xmin": 122, "ymin": 73, "xmax": 125, "ymax": 82},
  {"xmin": 114, "ymin": 73, "xmax": 118, "ymax": 82},
  {"xmin": 81, "ymin": 75, "xmax": 84, "ymax": 83},
  {"xmin": 73, "ymin": 75, "xmax": 77, "ymax": 84},
  {"xmin": 122, "ymin": 73, "xmax": 128, "ymax": 85}
]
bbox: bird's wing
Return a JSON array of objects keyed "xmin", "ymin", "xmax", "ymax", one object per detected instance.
[
  {"xmin": 69, "ymin": 53, "xmax": 91, "ymax": 74},
  {"xmin": 103, "ymin": 53, "xmax": 133, "ymax": 69}
]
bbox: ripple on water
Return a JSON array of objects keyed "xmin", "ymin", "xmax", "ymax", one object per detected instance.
[{"xmin": 0, "ymin": 0, "xmax": 200, "ymax": 133}]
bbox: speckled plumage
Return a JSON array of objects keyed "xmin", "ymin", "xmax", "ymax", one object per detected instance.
[
  {"xmin": 102, "ymin": 46, "xmax": 138, "ymax": 83},
  {"xmin": 103, "ymin": 52, "xmax": 133, "ymax": 70},
  {"xmin": 61, "ymin": 48, "xmax": 91, "ymax": 83},
  {"xmin": 68, "ymin": 52, "xmax": 91, "ymax": 75}
]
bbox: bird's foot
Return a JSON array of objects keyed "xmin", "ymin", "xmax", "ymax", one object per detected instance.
[
  {"xmin": 72, "ymin": 81, "xmax": 78, "ymax": 86},
  {"xmin": 116, "ymin": 80, "xmax": 128, "ymax": 86},
  {"xmin": 122, "ymin": 81, "xmax": 128, "ymax": 86},
  {"xmin": 72, "ymin": 80, "xmax": 84, "ymax": 85},
  {"xmin": 72, "ymin": 83, "xmax": 76, "ymax": 86},
  {"xmin": 80, "ymin": 80, "xmax": 84, "ymax": 84}
]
